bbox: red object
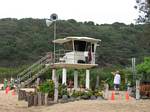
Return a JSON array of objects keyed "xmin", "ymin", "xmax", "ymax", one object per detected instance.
[
  {"xmin": 111, "ymin": 91, "xmax": 115, "ymax": 101},
  {"xmin": 88, "ymin": 49, "xmax": 92, "ymax": 62},
  {"xmin": 126, "ymin": 91, "xmax": 129, "ymax": 101},
  {"xmin": 5, "ymin": 86, "xmax": 10, "ymax": 94},
  {"xmin": 12, "ymin": 90, "xmax": 15, "ymax": 96}
]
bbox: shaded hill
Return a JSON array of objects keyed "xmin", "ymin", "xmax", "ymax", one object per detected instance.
[{"xmin": 0, "ymin": 18, "xmax": 149, "ymax": 67}]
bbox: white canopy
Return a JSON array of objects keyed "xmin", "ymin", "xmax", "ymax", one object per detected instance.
[{"xmin": 53, "ymin": 36, "xmax": 101, "ymax": 44}]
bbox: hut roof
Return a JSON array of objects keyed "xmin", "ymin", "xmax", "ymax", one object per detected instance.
[{"xmin": 53, "ymin": 36, "xmax": 101, "ymax": 44}]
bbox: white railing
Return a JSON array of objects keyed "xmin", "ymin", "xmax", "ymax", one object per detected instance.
[{"xmin": 54, "ymin": 49, "xmax": 96, "ymax": 64}]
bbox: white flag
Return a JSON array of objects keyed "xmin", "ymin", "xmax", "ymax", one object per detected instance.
[{"xmin": 46, "ymin": 19, "xmax": 53, "ymax": 27}]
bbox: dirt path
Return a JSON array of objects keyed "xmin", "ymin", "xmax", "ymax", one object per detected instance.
[{"xmin": 0, "ymin": 90, "xmax": 150, "ymax": 112}]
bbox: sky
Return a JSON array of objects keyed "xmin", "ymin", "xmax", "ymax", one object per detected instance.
[{"xmin": 0, "ymin": 0, "xmax": 139, "ymax": 24}]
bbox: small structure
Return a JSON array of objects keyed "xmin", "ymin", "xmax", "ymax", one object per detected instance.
[
  {"xmin": 51, "ymin": 36, "xmax": 101, "ymax": 91},
  {"xmin": 16, "ymin": 36, "xmax": 101, "ymax": 103}
]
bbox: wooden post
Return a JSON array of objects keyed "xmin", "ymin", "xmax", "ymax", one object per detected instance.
[
  {"xmin": 41, "ymin": 93, "xmax": 45, "ymax": 105},
  {"xmin": 25, "ymin": 92, "xmax": 29, "ymax": 101},
  {"xmin": 136, "ymin": 80, "xmax": 140, "ymax": 100},
  {"xmin": 18, "ymin": 90, "xmax": 22, "ymax": 100},
  {"xmin": 45, "ymin": 93, "xmax": 48, "ymax": 105},
  {"xmin": 38, "ymin": 92, "xmax": 42, "ymax": 106},
  {"xmin": 53, "ymin": 69, "xmax": 58, "ymax": 103},
  {"xmin": 18, "ymin": 90, "xmax": 26, "ymax": 101},
  {"xmin": 103, "ymin": 83, "xmax": 109, "ymax": 100},
  {"xmin": 33, "ymin": 94, "xmax": 38, "ymax": 106},
  {"xmin": 27, "ymin": 93, "xmax": 34, "ymax": 107}
]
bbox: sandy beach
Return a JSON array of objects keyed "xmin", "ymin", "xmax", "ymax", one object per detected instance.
[{"xmin": 0, "ymin": 90, "xmax": 150, "ymax": 112}]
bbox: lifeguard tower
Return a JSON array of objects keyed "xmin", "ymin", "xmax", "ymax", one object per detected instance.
[
  {"xmin": 52, "ymin": 36, "xmax": 101, "ymax": 89},
  {"xmin": 16, "ymin": 36, "xmax": 101, "ymax": 102}
]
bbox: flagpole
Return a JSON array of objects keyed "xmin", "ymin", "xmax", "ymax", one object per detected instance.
[
  {"xmin": 46, "ymin": 13, "xmax": 58, "ymax": 63},
  {"xmin": 54, "ymin": 21, "xmax": 56, "ymax": 63}
]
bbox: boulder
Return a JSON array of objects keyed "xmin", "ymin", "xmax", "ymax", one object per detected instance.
[{"xmin": 90, "ymin": 95, "xmax": 96, "ymax": 100}]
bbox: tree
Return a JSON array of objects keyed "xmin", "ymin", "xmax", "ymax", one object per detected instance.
[
  {"xmin": 137, "ymin": 57, "xmax": 150, "ymax": 82},
  {"xmin": 135, "ymin": 0, "xmax": 150, "ymax": 23}
]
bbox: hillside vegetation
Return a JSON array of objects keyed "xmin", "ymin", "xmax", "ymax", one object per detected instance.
[{"xmin": 0, "ymin": 18, "xmax": 149, "ymax": 67}]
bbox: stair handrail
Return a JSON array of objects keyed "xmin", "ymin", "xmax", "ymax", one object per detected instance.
[
  {"xmin": 21, "ymin": 65, "xmax": 50, "ymax": 87},
  {"xmin": 19, "ymin": 63, "xmax": 44, "ymax": 81},
  {"xmin": 16, "ymin": 52, "xmax": 53, "ymax": 88},
  {"xmin": 17, "ymin": 55, "xmax": 48, "ymax": 77},
  {"xmin": 17, "ymin": 52, "xmax": 53, "ymax": 82}
]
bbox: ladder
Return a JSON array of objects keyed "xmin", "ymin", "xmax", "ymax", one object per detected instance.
[{"xmin": 17, "ymin": 52, "xmax": 53, "ymax": 88}]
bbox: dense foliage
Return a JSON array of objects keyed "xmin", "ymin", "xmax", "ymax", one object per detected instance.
[
  {"xmin": 135, "ymin": 0, "xmax": 150, "ymax": 23},
  {"xmin": 137, "ymin": 57, "xmax": 150, "ymax": 82},
  {"xmin": 38, "ymin": 80, "xmax": 54, "ymax": 97},
  {"xmin": 0, "ymin": 18, "xmax": 149, "ymax": 68}
]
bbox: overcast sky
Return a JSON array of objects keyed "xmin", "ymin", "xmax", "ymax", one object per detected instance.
[{"xmin": 0, "ymin": 0, "xmax": 138, "ymax": 24}]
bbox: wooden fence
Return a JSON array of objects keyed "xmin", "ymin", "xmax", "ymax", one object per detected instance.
[
  {"xmin": 140, "ymin": 84, "xmax": 150, "ymax": 98},
  {"xmin": 18, "ymin": 90, "xmax": 54, "ymax": 107}
]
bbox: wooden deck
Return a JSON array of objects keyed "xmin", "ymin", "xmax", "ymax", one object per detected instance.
[{"xmin": 50, "ymin": 63, "xmax": 98, "ymax": 69}]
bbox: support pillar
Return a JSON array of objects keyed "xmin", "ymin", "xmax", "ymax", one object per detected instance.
[
  {"xmin": 62, "ymin": 68, "xmax": 67, "ymax": 85},
  {"xmin": 52, "ymin": 69, "xmax": 58, "ymax": 103},
  {"xmin": 52, "ymin": 69, "xmax": 55, "ymax": 81},
  {"xmin": 86, "ymin": 69, "xmax": 90, "ymax": 89},
  {"xmin": 74, "ymin": 70, "xmax": 78, "ymax": 90}
]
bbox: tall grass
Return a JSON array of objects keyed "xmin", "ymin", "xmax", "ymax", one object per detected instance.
[{"xmin": 0, "ymin": 65, "xmax": 29, "ymax": 83}]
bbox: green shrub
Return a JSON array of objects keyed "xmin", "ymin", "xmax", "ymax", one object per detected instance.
[
  {"xmin": 58, "ymin": 83, "xmax": 69, "ymax": 98},
  {"xmin": 38, "ymin": 80, "xmax": 54, "ymax": 97},
  {"xmin": 93, "ymin": 89, "xmax": 103, "ymax": 97},
  {"xmin": 71, "ymin": 90, "xmax": 83, "ymax": 98}
]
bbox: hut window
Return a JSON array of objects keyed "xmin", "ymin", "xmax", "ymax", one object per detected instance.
[
  {"xmin": 74, "ymin": 40, "xmax": 86, "ymax": 51},
  {"xmin": 92, "ymin": 44, "xmax": 94, "ymax": 52},
  {"xmin": 63, "ymin": 41, "xmax": 73, "ymax": 51}
]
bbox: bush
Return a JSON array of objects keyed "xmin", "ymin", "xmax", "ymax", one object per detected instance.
[
  {"xmin": 93, "ymin": 89, "xmax": 103, "ymax": 97},
  {"xmin": 58, "ymin": 83, "xmax": 69, "ymax": 98},
  {"xmin": 38, "ymin": 80, "xmax": 54, "ymax": 98},
  {"xmin": 71, "ymin": 90, "xmax": 83, "ymax": 98},
  {"xmin": 71, "ymin": 90, "xmax": 94, "ymax": 99}
]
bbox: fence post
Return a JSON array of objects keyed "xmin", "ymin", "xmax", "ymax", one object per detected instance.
[
  {"xmin": 136, "ymin": 80, "xmax": 140, "ymax": 100},
  {"xmin": 103, "ymin": 83, "xmax": 109, "ymax": 100}
]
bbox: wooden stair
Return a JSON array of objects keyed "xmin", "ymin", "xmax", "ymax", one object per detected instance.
[{"xmin": 17, "ymin": 52, "xmax": 53, "ymax": 88}]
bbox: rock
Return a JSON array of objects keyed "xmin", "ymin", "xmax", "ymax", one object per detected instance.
[
  {"xmin": 76, "ymin": 96, "xmax": 81, "ymax": 101},
  {"xmin": 69, "ymin": 97, "xmax": 75, "ymax": 102},
  {"xmin": 97, "ymin": 96, "xmax": 103, "ymax": 100},
  {"xmin": 90, "ymin": 95, "xmax": 96, "ymax": 100},
  {"xmin": 62, "ymin": 95, "xmax": 68, "ymax": 100},
  {"xmin": 59, "ymin": 95, "xmax": 68, "ymax": 103},
  {"xmin": 81, "ymin": 95, "xmax": 89, "ymax": 99}
]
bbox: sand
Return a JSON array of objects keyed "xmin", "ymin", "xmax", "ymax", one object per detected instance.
[{"xmin": 0, "ymin": 90, "xmax": 150, "ymax": 112}]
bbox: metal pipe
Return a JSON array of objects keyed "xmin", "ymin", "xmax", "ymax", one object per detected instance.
[{"xmin": 54, "ymin": 21, "xmax": 56, "ymax": 63}]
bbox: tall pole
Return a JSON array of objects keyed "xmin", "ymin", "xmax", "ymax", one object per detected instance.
[
  {"xmin": 54, "ymin": 21, "xmax": 56, "ymax": 63},
  {"xmin": 132, "ymin": 58, "xmax": 136, "ymax": 85}
]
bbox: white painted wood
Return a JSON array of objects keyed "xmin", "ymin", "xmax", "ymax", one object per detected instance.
[
  {"xmin": 74, "ymin": 70, "xmax": 78, "ymax": 90},
  {"xmin": 52, "ymin": 69, "xmax": 55, "ymax": 81},
  {"xmin": 136, "ymin": 80, "xmax": 140, "ymax": 100},
  {"xmin": 53, "ymin": 69, "xmax": 58, "ymax": 103},
  {"xmin": 86, "ymin": 69, "xmax": 90, "ymax": 89},
  {"xmin": 62, "ymin": 68, "xmax": 67, "ymax": 85},
  {"xmin": 65, "ymin": 51, "xmax": 95, "ymax": 64}
]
